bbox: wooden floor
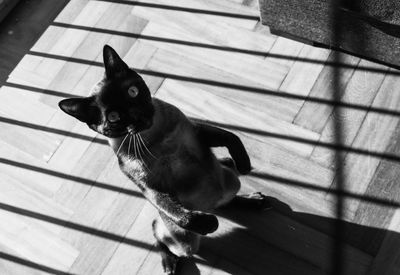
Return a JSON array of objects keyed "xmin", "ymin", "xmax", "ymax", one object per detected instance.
[{"xmin": 0, "ymin": 0, "xmax": 400, "ymax": 274}]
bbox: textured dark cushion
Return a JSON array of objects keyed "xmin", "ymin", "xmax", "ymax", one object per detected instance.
[
  {"xmin": 0, "ymin": 0, "xmax": 20, "ymax": 23},
  {"xmin": 259, "ymin": 0, "xmax": 400, "ymax": 68},
  {"xmin": 354, "ymin": 0, "xmax": 399, "ymax": 22}
]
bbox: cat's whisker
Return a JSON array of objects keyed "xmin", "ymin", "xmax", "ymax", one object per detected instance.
[
  {"xmin": 133, "ymin": 133, "xmax": 138, "ymax": 159},
  {"xmin": 135, "ymin": 134, "xmax": 144, "ymax": 163},
  {"xmin": 110, "ymin": 133, "xmax": 129, "ymax": 173},
  {"xmin": 115, "ymin": 133, "xmax": 129, "ymax": 157},
  {"xmin": 138, "ymin": 133, "xmax": 157, "ymax": 159},
  {"xmin": 134, "ymin": 135, "xmax": 141, "ymax": 164},
  {"xmin": 136, "ymin": 134, "xmax": 150, "ymax": 172},
  {"xmin": 137, "ymin": 134, "xmax": 147, "ymax": 159},
  {"xmin": 128, "ymin": 134, "xmax": 133, "ymax": 159}
]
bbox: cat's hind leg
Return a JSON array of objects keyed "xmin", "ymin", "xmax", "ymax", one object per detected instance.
[
  {"xmin": 154, "ymin": 236, "xmax": 179, "ymax": 275},
  {"xmin": 152, "ymin": 213, "xmax": 200, "ymax": 274},
  {"xmin": 217, "ymin": 160, "xmax": 271, "ymax": 211},
  {"xmin": 215, "ymin": 164, "xmax": 241, "ymax": 208}
]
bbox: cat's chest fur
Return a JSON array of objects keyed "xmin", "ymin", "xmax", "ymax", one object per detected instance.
[
  {"xmin": 117, "ymin": 122, "xmax": 206, "ymax": 185},
  {"xmin": 109, "ymin": 99, "xmax": 223, "ymax": 210}
]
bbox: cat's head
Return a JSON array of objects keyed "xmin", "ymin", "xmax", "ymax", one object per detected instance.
[{"xmin": 58, "ymin": 45, "xmax": 154, "ymax": 138}]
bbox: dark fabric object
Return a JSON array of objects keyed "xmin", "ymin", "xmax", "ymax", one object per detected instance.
[
  {"xmin": 259, "ymin": 0, "xmax": 400, "ymax": 68},
  {"xmin": 356, "ymin": 0, "xmax": 399, "ymax": 23},
  {"xmin": 0, "ymin": 0, "xmax": 20, "ymax": 23}
]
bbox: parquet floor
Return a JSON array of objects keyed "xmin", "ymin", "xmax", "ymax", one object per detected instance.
[{"xmin": 0, "ymin": 0, "xmax": 400, "ymax": 274}]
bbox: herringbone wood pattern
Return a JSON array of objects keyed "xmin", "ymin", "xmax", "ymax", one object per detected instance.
[{"xmin": 0, "ymin": 0, "xmax": 400, "ymax": 274}]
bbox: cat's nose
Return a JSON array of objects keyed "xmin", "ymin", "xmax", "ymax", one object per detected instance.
[{"xmin": 127, "ymin": 124, "xmax": 136, "ymax": 134}]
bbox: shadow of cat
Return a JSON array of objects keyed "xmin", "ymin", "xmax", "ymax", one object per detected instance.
[{"xmin": 175, "ymin": 196, "xmax": 397, "ymax": 275}]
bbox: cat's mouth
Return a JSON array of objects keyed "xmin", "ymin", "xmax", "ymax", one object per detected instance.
[
  {"xmin": 103, "ymin": 120, "xmax": 152, "ymax": 137},
  {"xmin": 103, "ymin": 128, "xmax": 129, "ymax": 138},
  {"xmin": 127, "ymin": 125, "xmax": 138, "ymax": 135},
  {"xmin": 127, "ymin": 119, "xmax": 153, "ymax": 134}
]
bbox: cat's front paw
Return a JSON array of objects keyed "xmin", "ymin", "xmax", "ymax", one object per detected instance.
[{"xmin": 185, "ymin": 211, "xmax": 218, "ymax": 235}]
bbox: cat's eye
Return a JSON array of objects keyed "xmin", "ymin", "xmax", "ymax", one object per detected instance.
[
  {"xmin": 128, "ymin": 86, "xmax": 139, "ymax": 98},
  {"xmin": 107, "ymin": 111, "xmax": 120, "ymax": 123}
]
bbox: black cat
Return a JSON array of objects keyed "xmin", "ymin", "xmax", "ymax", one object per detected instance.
[{"xmin": 59, "ymin": 45, "xmax": 268, "ymax": 275}]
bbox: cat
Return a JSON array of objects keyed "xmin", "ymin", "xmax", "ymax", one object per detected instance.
[{"xmin": 59, "ymin": 45, "xmax": 269, "ymax": 275}]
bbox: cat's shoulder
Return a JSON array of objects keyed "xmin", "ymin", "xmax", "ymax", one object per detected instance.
[
  {"xmin": 153, "ymin": 98, "xmax": 182, "ymax": 114},
  {"xmin": 152, "ymin": 98, "xmax": 193, "ymax": 125},
  {"xmin": 151, "ymin": 97, "xmax": 199, "ymax": 141}
]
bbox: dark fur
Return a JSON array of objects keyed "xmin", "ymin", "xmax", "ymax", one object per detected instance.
[{"xmin": 59, "ymin": 45, "xmax": 264, "ymax": 274}]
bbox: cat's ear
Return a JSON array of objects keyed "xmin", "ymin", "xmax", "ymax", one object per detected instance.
[
  {"xmin": 103, "ymin": 45, "xmax": 129, "ymax": 78},
  {"xmin": 59, "ymin": 98, "xmax": 91, "ymax": 123}
]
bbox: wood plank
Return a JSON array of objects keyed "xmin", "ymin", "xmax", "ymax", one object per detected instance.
[
  {"xmin": 310, "ymin": 60, "xmax": 389, "ymax": 168},
  {"xmin": 0, "ymin": 119, "xmax": 61, "ymax": 162},
  {"xmin": 68, "ymin": 63, "xmax": 105, "ymax": 97},
  {"xmin": 279, "ymin": 44, "xmax": 330, "ymax": 96},
  {"xmin": 7, "ymin": 55, "xmax": 61, "ymax": 88},
  {"xmin": 0, "ymin": 172, "xmax": 72, "ymax": 221},
  {"xmin": 0, "ymin": 139, "xmax": 67, "ymax": 197},
  {"xmin": 0, "ymin": 86, "xmax": 55, "ymax": 124},
  {"xmin": 0, "ymin": 179, "xmax": 67, "ymax": 238},
  {"xmin": 293, "ymin": 52, "xmax": 360, "ymax": 133},
  {"xmin": 47, "ymin": 122, "xmax": 98, "ymax": 171},
  {"xmin": 140, "ymin": 22, "xmax": 286, "ymax": 90},
  {"xmin": 180, "ymin": 79, "xmax": 300, "ymax": 123},
  {"xmin": 156, "ymin": 79, "xmax": 320, "ymax": 156},
  {"xmin": 343, "ymin": 109, "xmax": 400, "ymax": 255},
  {"xmin": 132, "ymin": 0, "xmax": 259, "ymax": 30},
  {"xmin": 327, "ymin": 70, "xmax": 400, "ymax": 219},
  {"xmin": 30, "ymin": 25, "xmax": 66, "ymax": 60},
  {"xmin": 265, "ymin": 36, "xmax": 304, "ymax": 69},
  {"xmin": 60, "ymin": 156, "xmax": 133, "ymax": 240},
  {"xmin": 61, "ymin": 157, "xmax": 146, "ymax": 274},
  {"xmin": 53, "ymin": 137, "xmax": 113, "ymax": 210},
  {"xmin": 101, "ymin": 202, "xmax": 157, "ymax": 275},
  {"xmin": 0, "ymin": 210, "xmax": 78, "ymax": 271},
  {"xmin": 39, "ymin": 60, "xmax": 90, "ymax": 107},
  {"xmin": 146, "ymin": 48, "xmax": 268, "ymax": 89},
  {"xmin": 69, "ymin": 187, "xmax": 146, "ymax": 274},
  {"xmin": 131, "ymin": 0, "xmax": 271, "ymax": 51},
  {"xmin": 54, "ymin": 0, "xmax": 90, "ymax": 24},
  {"xmin": 147, "ymin": 48, "xmax": 300, "ymax": 122},
  {"xmin": 79, "ymin": 3, "xmax": 146, "ymax": 63},
  {"xmin": 0, "ymin": 244, "xmax": 43, "ymax": 275}
]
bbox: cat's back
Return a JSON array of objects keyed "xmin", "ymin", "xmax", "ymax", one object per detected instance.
[
  {"xmin": 149, "ymin": 98, "xmax": 203, "ymax": 153},
  {"xmin": 144, "ymin": 99, "xmax": 224, "ymax": 209}
]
